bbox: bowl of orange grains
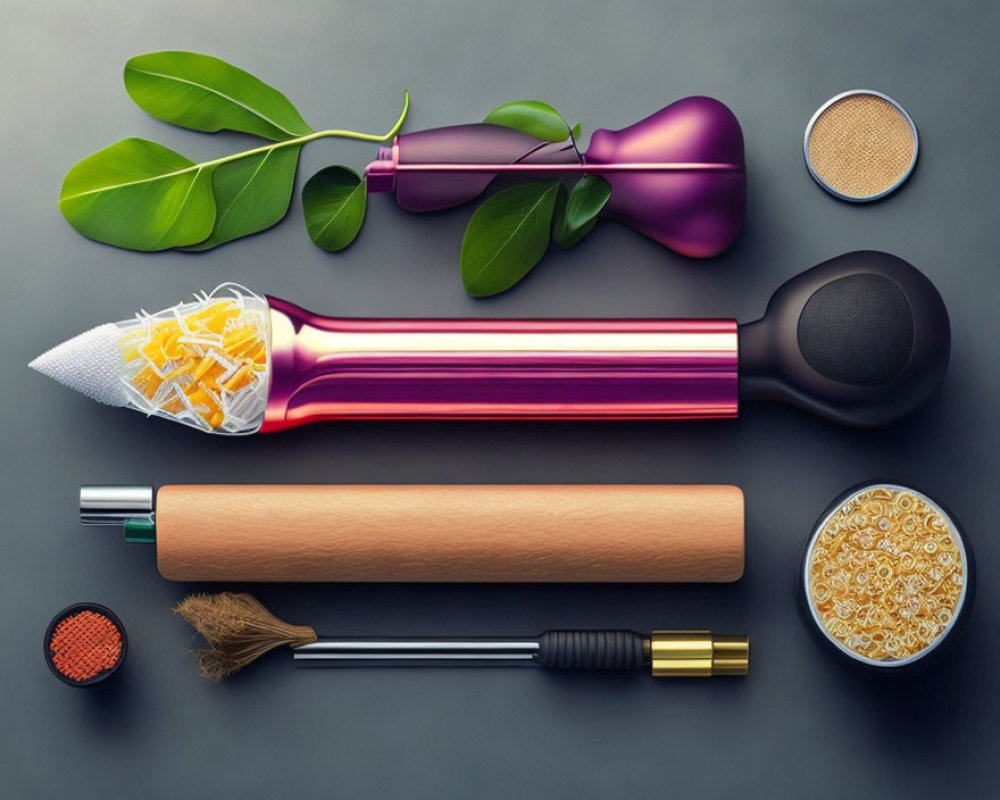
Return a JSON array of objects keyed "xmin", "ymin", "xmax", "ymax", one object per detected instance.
[{"xmin": 44, "ymin": 603, "xmax": 127, "ymax": 686}]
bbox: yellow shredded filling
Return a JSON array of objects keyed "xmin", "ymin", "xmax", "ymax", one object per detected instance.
[{"xmin": 120, "ymin": 299, "xmax": 267, "ymax": 431}]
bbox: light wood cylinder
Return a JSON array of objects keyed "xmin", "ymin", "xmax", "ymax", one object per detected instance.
[{"xmin": 156, "ymin": 484, "xmax": 744, "ymax": 583}]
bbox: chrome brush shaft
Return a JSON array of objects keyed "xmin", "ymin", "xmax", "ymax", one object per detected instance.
[{"xmin": 294, "ymin": 639, "xmax": 541, "ymax": 668}]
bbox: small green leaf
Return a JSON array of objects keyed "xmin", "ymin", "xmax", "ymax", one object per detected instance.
[
  {"xmin": 570, "ymin": 122, "xmax": 582, "ymax": 141},
  {"xmin": 302, "ymin": 166, "xmax": 367, "ymax": 251},
  {"xmin": 124, "ymin": 51, "xmax": 313, "ymax": 141},
  {"xmin": 461, "ymin": 181, "xmax": 559, "ymax": 297},
  {"xmin": 483, "ymin": 100, "xmax": 570, "ymax": 142},
  {"xmin": 185, "ymin": 145, "xmax": 302, "ymax": 251},
  {"xmin": 552, "ymin": 176, "xmax": 611, "ymax": 248},
  {"xmin": 59, "ymin": 138, "xmax": 216, "ymax": 251},
  {"xmin": 552, "ymin": 185, "xmax": 584, "ymax": 247}
]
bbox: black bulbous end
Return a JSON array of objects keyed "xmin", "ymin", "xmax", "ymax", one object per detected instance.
[{"xmin": 739, "ymin": 251, "xmax": 950, "ymax": 426}]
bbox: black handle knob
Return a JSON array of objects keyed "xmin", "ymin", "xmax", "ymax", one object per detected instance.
[{"xmin": 739, "ymin": 251, "xmax": 950, "ymax": 426}]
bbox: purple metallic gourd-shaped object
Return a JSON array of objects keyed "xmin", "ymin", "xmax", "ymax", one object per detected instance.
[{"xmin": 365, "ymin": 96, "xmax": 746, "ymax": 258}]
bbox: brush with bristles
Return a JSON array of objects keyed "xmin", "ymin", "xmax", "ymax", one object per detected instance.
[
  {"xmin": 174, "ymin": 593, "xmax": 749, "ymax": 681},
  {"xmin": 176, "ymin": 594, "xmax": 318, "ymax": 681}
]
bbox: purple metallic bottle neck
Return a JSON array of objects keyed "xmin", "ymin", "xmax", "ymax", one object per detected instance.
[
  {"xmin": 365, "ymin": 142, "xmax": 398, "ymax": 193},
  {"xmin": 260, "ymin": 297, "xmax": 739, "ymax": 433}
]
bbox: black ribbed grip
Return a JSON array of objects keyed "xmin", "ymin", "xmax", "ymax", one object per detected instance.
[{"xmin": 537, "ymin": 630, "xmax": 645, "ymax": 670}]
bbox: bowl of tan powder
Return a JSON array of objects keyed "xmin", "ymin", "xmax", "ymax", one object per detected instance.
[{"xmin": 804, "ymin": 90, "xmax": 918, "ymax": 202}]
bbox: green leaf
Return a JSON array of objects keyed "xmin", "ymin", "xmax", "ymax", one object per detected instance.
[
  {"xmin": 185, "ymin": 145, "xmax": 302, "ymax": 251},
  {"xmin": 570, "ymin": 122, "xmax": 582, "ymax": 141},
  {"xmin": 460, "ymin": 181, "xmax": 559, "ymax": 297},
  {"xmin": 552, "ymin": 176, "xmax": 611, "ymax": 248},
  {"xmin": 124, "ymin": 51, "xmax": 313, "ymax": 141},
  {"xmin": 59, "ymin": 138, "xmax": 216, "ymax": 251},
  {"xmin": 483, "ymin": 100, "xmax": 569, "ymax": 142},
  {"xmin": 302, "ymin": 166, "xmax": 367, "ymax": 251}
]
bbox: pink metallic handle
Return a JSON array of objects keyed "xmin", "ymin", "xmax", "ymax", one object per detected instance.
[{"xmin": 261, "ymin": 296, "xmax": 738, "ymax": 432}]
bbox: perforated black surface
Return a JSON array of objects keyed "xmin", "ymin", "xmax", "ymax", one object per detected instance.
[{"xmin": 797, "ymin": 274, "xmax": 914, "ymax": 385}]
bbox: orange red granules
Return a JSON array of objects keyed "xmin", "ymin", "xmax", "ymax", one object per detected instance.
[{"xmin": 48, "ymin": 610, "xmax": 123, "ymax": 682}]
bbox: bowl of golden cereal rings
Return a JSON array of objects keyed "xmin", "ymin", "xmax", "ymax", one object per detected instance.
[{"xmin": 802, "ymin": 483, "xmax": 973, "ymax": 669}]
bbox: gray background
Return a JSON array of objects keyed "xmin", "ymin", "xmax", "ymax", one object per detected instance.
[{"xmin": 1, "ymin": 1, "xmax": 997, "ymax": 796}]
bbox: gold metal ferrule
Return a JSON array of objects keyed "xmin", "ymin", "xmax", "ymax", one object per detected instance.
[{"xmin": 649, "ymin": 631, "xmax": 749, "ymax": 677}]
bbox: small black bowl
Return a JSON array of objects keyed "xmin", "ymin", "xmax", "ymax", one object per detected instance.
[{"xmin": 44, "ymin": 603, "xmax": 128, "ymax": 687}]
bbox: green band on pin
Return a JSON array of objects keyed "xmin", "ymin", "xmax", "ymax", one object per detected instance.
[{"xmin": 124, "ymin": 518, "xmax": 156, "ymax": 543}]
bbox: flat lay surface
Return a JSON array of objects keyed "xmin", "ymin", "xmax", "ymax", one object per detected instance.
[{"xmin": 1, "ymin": 1, "xmax": 997, "ymax": 796}]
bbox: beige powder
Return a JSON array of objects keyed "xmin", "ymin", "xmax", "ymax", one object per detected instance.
[{"xmin": 807, "ymin": 93, "xmax": 916, "ymax": 199}]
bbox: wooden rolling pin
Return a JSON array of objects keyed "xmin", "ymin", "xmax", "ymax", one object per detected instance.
[{"xmin": 80, "ymin": 484, "xmax": 745, "ymax": 583}]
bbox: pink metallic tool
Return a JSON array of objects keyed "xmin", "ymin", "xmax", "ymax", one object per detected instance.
[{"xmin": 29, "ymin": 252, "xmax": 949, "ymax": 434}]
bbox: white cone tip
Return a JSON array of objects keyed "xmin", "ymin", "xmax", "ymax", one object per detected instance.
[{"xmin": 29, "ymin": 323, "xmax": 128, "ymax": 407}]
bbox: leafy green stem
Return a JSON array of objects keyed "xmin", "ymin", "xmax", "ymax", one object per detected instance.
[
  {"xmin": 60, "ymin": 84, "xmax": 408, "ymax": 251},
  {"xmin": 197, "ymin": 89, "xmax": 409, "ymax": 170}
]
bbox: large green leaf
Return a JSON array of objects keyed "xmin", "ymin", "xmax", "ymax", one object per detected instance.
[
  {"xmin": 483, "ymin": 100, "xmax": 570, "ymax": 142},
  {"xmin": 59, "ymin": 138, "xmax": 216, "ymax": 251},
  {"xmin": 552, "ymin": 176, "xmax": 611, "ymax": 248},
  {"xmin": 124, "ymin": 51, "xmax": 313, "ymax": 141},
  {"xmin": 302, "ymin": 166, "xmax": 367, "ymax": 251},
  {"xmin": 185, "ymin": 145, "xmax": 302, "ymax": 251},
  {"xmin": 460, "ymin": 181, "xmax": 559, "ymax": 297}
]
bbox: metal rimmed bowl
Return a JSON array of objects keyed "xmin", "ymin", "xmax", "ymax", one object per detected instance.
[
  {"xmin": 801, "ymin": 482, "xmax": 973, "ymax": 670},
  {"xmin": 804, "ymin": 90, "xmax": 919, "ymax": 202}
]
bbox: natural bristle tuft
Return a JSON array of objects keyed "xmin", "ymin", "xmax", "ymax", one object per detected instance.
[
  {"xmin": 190, "ymin": 647, "xmax": 243, "ymax": 683},
  {"xmin": 175, "ymin": 593, "xmax": 317, "ymax": 680}
]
